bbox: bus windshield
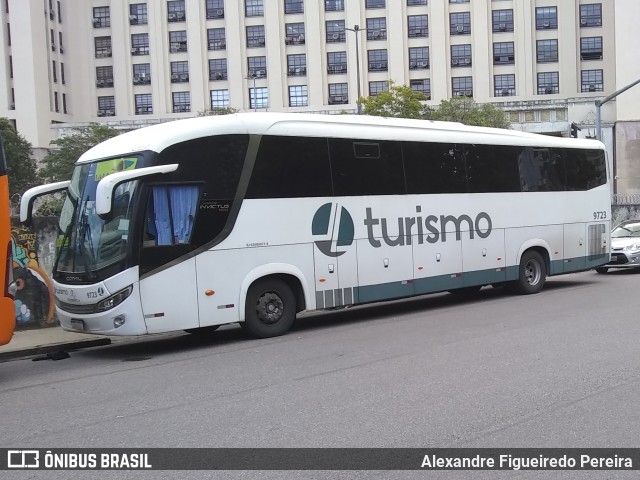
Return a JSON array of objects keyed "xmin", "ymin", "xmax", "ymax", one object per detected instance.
[{"xmin": 56, "ymin": 157, "xmax": 140, "ymax": 275}]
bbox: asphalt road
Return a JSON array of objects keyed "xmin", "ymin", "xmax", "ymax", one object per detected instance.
[{"xmin": 2, "ymin": 269, "xmax": 640, "ymax": 480}]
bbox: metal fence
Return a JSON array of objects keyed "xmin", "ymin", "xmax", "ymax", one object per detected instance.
[{"xmin": 612, "ymin": 193, "xmax": 640, "ymax": 205}]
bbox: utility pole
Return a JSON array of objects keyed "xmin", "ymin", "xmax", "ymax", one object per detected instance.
[
  {"xmin": 595, "ymin": 77, "xmax": 640, "ymax": 141},
  {"xmin": 344, "ymin": 25, "xmax": 366, "ymax": 114}
]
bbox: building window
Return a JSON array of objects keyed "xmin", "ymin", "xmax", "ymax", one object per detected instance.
[
  {"xmin": 129, "ymin": 4, "xmax": 148, "ymax": 25},
  {"xmin": 59, "ymin": 32, "xmax": 64, "ymax": 53},
  {"xmin": 288, "ymin": 85, "xmax": 308, "ymax": 107},
  {"xmin": 327, "ymin": 51, "xmax": 347, "ymax": 74},
  {"xmin": 368, "ymin": 49, "xmax": 388, "ymax": 71},
  {"xmin": 408, "ymin": 15, "xmax": 428, "ymax": 38},
  {"xmin": 326, "ymin": 21, "xmax": 346, "ymax": 43},
  {"xmin": 449, "ymin": 0, "xmax": 469, "ymax": 3},
  {"xmin": 493, "ymin": 41, "xmax": 514, "ymax": 64},
  {"xmin": 325, "ymin": 0, "xmax": 344, "ymax": 12},
  {"xmin": 92, "ymin": 6, "xmax": 110, "ymax": 28},
  {"xmin": 287, "ymin": 54, "xmax": 306, "ymax": 76},
  {"xmin": 409, "ymin": 47, "xmax": 429, "ymax": 69},
  {"xmin": 537, "ymin": 71, "xmax": 559, "ymax": 94},
  {"xmin": 450, "ymin": 12, "xmax": 471, "ymax": 35},
  {"xmin": 369, "ymin": 81, "xmax": 388, "ymax": 96},
  {"xmin": 50, "ymin": 29, "xmax": 55, "ymax": 50},
  {"xmin": 133, "ymin": 63, "xmax": 151, "ymax": 84},
  {"xmin": 451, "ymin": 44, "xmax": 471, "ymax": 67},
  {"xmin": 96, "ymin": 65, "xmax": 113, "ymax": 87},
  {"xmin": 172, "ymin": 92, "xmax": 190, "ymax": 113},
  {"xmin": 135, "ymin": 94, "xmax": 152, "ymax": 114},
  {"xmin": 246, "ymin": 25, "xmax": 266, "ymax": 48},
  {"xmin": 328, "ymin": 83, "xmax": 348, "ymax": 104},
  {"xmin": 367, "ymin": 18, "xmax": 387, "ymax": 40},
  {"xmin": 407, "ymin": 0, "xmax": 427, "ymax": 5},
  {"xmin": 94, "ymin": 36, "xmax": 112, "ymax": 58},
  {"xmin": 365, "ymin": 0, "xmax": 385, "ymax": 8},
  {"xmin": 206, "ymin": 0, "xmax": 224, "ymax": 19},
  {"xmin": 98, "ymin": 96, "xmax": 115, "ymax": 117},
  {"xmin": 536, "ymin": 7, "xmax": 557, "ymax": 30},
  {"xmin": 52, "ymin": 60, "xmax": 57, "ymax": 82},
  {"xmin": 410, "ymin": 79, "xmax": 430, "ymax": 99},
  {"xmin": 62, "ymin": 93, "xmax": 67, "ymax": 114},
  {"xmin": 60, "ymin": 62, "xmax": 65, "ymax": 84},
  {"xmin": 537, "ymin": 39, "xmax": 558, "ymax": 63},
  {"xmin": 580, "ymin": 36, "xmax": 602, "ymax": 60},
  {"xmin": 167, "ymin": 0, "xmax": 186, "ymax": 22},
  {"xmin": 169, "ymin": 31, "xmax": 187, "ymax": 53},
  {"xmin": 245, "ymin": 0, "xmax": 263, "ymax": 17},
  {"xmin": 284, "ymin": 0, "xmax": 303, "ymax": 14},
  {"xmin": 57, "ymin": 0, "xmax": 61, "ymax": 23},
  {"xmin": 581, "ymin": 69, "xmax": 603, "ymax": 92},
  {"xmin": 492, "ymin": 9, "xmax": 513, "ymax": 32},
  {"xmin": 580, "ymin": 4, "xmax": 602, "ymax": 27},
  {"xmin": 210, "ymin": 89, "xmax": 229, "ymax": 108},
  {"xmin": 131, "ymin": 33, "xmax": 149, "ymax": 55},
  {"xmin": 494, "ymin": 74, "xmax": 515, "ymax": 97},
  {"xmin": 248, "ymin": 56, "xmax": 267, "ymax": 77},
  {"xmin": 170, "ymin": 61, "xmax": 189, "ymax": 83},
  {"xmin": 209, "ymin": 58, "xmax": 227, "ymax": 80},
  {"xmin": 285, "ymin": 23, "xmax": 305, "ymax": 45},
  {"xmin": 208, "ymin": 28, "xmax": 226, "ymax": 50},
  {"xmin": 249, "ymin": 87, "xmax": 268, "ymax": 109},
  {"xmin": 452, "ymin": 76, "xmax": 473, "ymax": 97}
]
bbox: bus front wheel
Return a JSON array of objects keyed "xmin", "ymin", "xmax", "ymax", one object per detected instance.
[
  {"xmin": 515, "ymin": 250, "xmax": 547, "ymax": 294},
  {"xmin": 242, "ymin": 279, "xmax": 296, "ymax": 338}
]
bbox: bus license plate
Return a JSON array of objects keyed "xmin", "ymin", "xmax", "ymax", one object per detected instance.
[{"xmin": 70, "ymin": 319, "xmax": 85, "ymax": 331}]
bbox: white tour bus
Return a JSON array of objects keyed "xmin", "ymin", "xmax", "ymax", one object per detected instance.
[{"xmin": 21, "ymin": 113, "xmax": 610, "ymax": 338}]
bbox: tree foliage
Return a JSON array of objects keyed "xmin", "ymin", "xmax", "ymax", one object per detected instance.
[
  {"xmin": 40, "ymin": 123, "xmax": 120, "ymax": 182},
  {"xmin": 424, "ymin": 97, "xmax": 511, "ymax": 129},
  {"xmin": 360, "ymin": 81, "xmax": 426, "ymax": 119},
  {"xmin": 198, "ymin": 107, "xmax": 239, "ymax": 116},
  {"xmin": 0, "ymin": 117, "xmax": 40, "ymax": 197}
]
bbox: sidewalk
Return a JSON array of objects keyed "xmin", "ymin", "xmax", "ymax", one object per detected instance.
[{"xmin": 0, "ymin": 326, "xmax": 112, "ymax": 361}]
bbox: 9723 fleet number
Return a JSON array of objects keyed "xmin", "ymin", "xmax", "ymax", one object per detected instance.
[{"xmin": 593, "ymin": 211, "xmax": 607, "ymax": 220}]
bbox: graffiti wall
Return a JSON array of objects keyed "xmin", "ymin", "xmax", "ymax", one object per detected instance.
[{"xmin": 10, "ymin": 218, "xmax": 58, "ymax": 330}]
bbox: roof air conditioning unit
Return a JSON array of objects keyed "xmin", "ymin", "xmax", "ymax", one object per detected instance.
[
  {"xmin": 543, "ymin": 21, "xmax": 550, "ymax": 28},
  {"xmin": 373, "ymin": 31, "xmax": 380, "ymax": 38},
  {"xmin": 331, "ymin": 33, "xmax": 339, "ymax": 40},
  {"xmin": 168, "ymin": 13, "xmax": 176, "ymax": 20},
  {"xmin": 256, "ymin": 69, "xmax": 265, "ymax": 76},
  {"xmin": 464, "ymin": 58, "xmax": 471, "ymax": 64},
  {"xmin": 588, "ymin": 84, "xmax": 596, "ymax": 92},
  {"xmin": 217, "ymin": 9, "xmax": 224, "ymax": 15},
  {"xmin": 451, "ymin": 59, "xmax": 459, "ymax": 65},
  {"xmin": 456, "ymin": 25, "xmax": 464, "ymax": 33}
]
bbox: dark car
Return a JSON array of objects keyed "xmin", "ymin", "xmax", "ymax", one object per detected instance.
[{"xmin": 596, "ymin": 220, "xmax": 640, "ymax": 273}]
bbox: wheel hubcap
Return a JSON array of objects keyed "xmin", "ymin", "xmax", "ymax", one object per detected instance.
[
  {"xmin": 256, "ymin": 292, "xmax": 284, "ymax": 325},
  {"xmin": 525, "ymin": 259, "xmax": 541, "ymax": 285}
]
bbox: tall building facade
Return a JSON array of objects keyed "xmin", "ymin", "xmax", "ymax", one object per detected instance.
[{"xmin": 1, "ymin": 0, "xmax": 639, "ymax": 192}]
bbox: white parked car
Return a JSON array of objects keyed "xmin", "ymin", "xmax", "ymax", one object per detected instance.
[{"xmin": 596, "ymin": 220, "xmax": 640, "ymax": 273}]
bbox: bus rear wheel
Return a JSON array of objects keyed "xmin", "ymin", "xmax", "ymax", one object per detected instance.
[
  {"xmin": 241, "ymin": 279, "xmax": 296, "ymax": 338},
  {"xmin": 514, "ymin": 250, "xmax": 547, "ymax": 294},
  {"xmin": 595, "ymin": 267, "xmax": 608, "ymax": 274}
]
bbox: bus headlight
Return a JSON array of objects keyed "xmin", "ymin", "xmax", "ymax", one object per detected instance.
[{"xmin": 97, "ymin": 285, "xmax": 133, "ymax": 312}]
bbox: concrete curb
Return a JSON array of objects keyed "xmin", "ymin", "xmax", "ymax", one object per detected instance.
[{"xmin": 0, "ymin": 338, "xmax": 112, "ymax": 362}]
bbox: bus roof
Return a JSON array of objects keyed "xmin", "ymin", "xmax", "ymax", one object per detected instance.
[{"xmin": 78, "ymin": 112, "xmax": 605, "ymax": 164}]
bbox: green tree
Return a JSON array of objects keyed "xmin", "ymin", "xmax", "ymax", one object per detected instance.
[
  {"xmin": 425, "ymin": 97, "xmax": 511, "ymax": 129},
  {"xmin": 40, "ymin": 123, "xmax": 119, "ymax": 182},
  {"xmin": 360, "ymin": 81, "xmax": 427, "ymax": 119},
  {"xmin": 0, "ymin": 117, "xmax": 40, "ymax": 196},
  {"xmin": 198, "ymin": 107, "xmax": 239, "ymax": 116}
]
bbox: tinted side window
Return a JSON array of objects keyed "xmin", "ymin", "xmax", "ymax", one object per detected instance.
[
  {"xmin": 404, "ymin": 142, "xmax": 467, "ymax": 194},
  {"xmin": 465, "ymin": 144, "xmax": 521, "ymax": 193},
  {"xmin": 157, "ymin": 134, "xmax": 248, "ymax": 248},
  {"xmin": 246, "ymin": 136, "xmax": 332, "ymax": 198},
  {"xmin": 329, "ymin": 138, "xmax": 405, "ymax": 196},
  {"xmin": 564, "ymin": 148, "xmax": 606, "ymax": 190},
  {"xmin": 519, "ymin": 147, "xmax": 564, "ymax": 191}
]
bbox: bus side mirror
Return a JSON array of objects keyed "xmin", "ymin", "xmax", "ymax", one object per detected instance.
[
  {"xmin": 19, "ymin": 181, "xmax": 71, "ymax": 225},
  {"xmin": 95, "ymin": 164, "xmax": 179, "ymax": 218}
]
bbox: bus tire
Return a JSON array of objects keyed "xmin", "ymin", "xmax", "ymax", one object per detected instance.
[
  {"xmin": 241, "ymin": 279, "xmax": 296, "ymax": 338},
  {"xmin": 184, "ymin": 325, "xmax": 220, "ymax": 335},
  {"xmin": 595, "ymin": 267, "xmax": 608, "ymax": 274},
  {"xmin": 515, "ymin": 250, "xmax": 547, "ymax": 294}
]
